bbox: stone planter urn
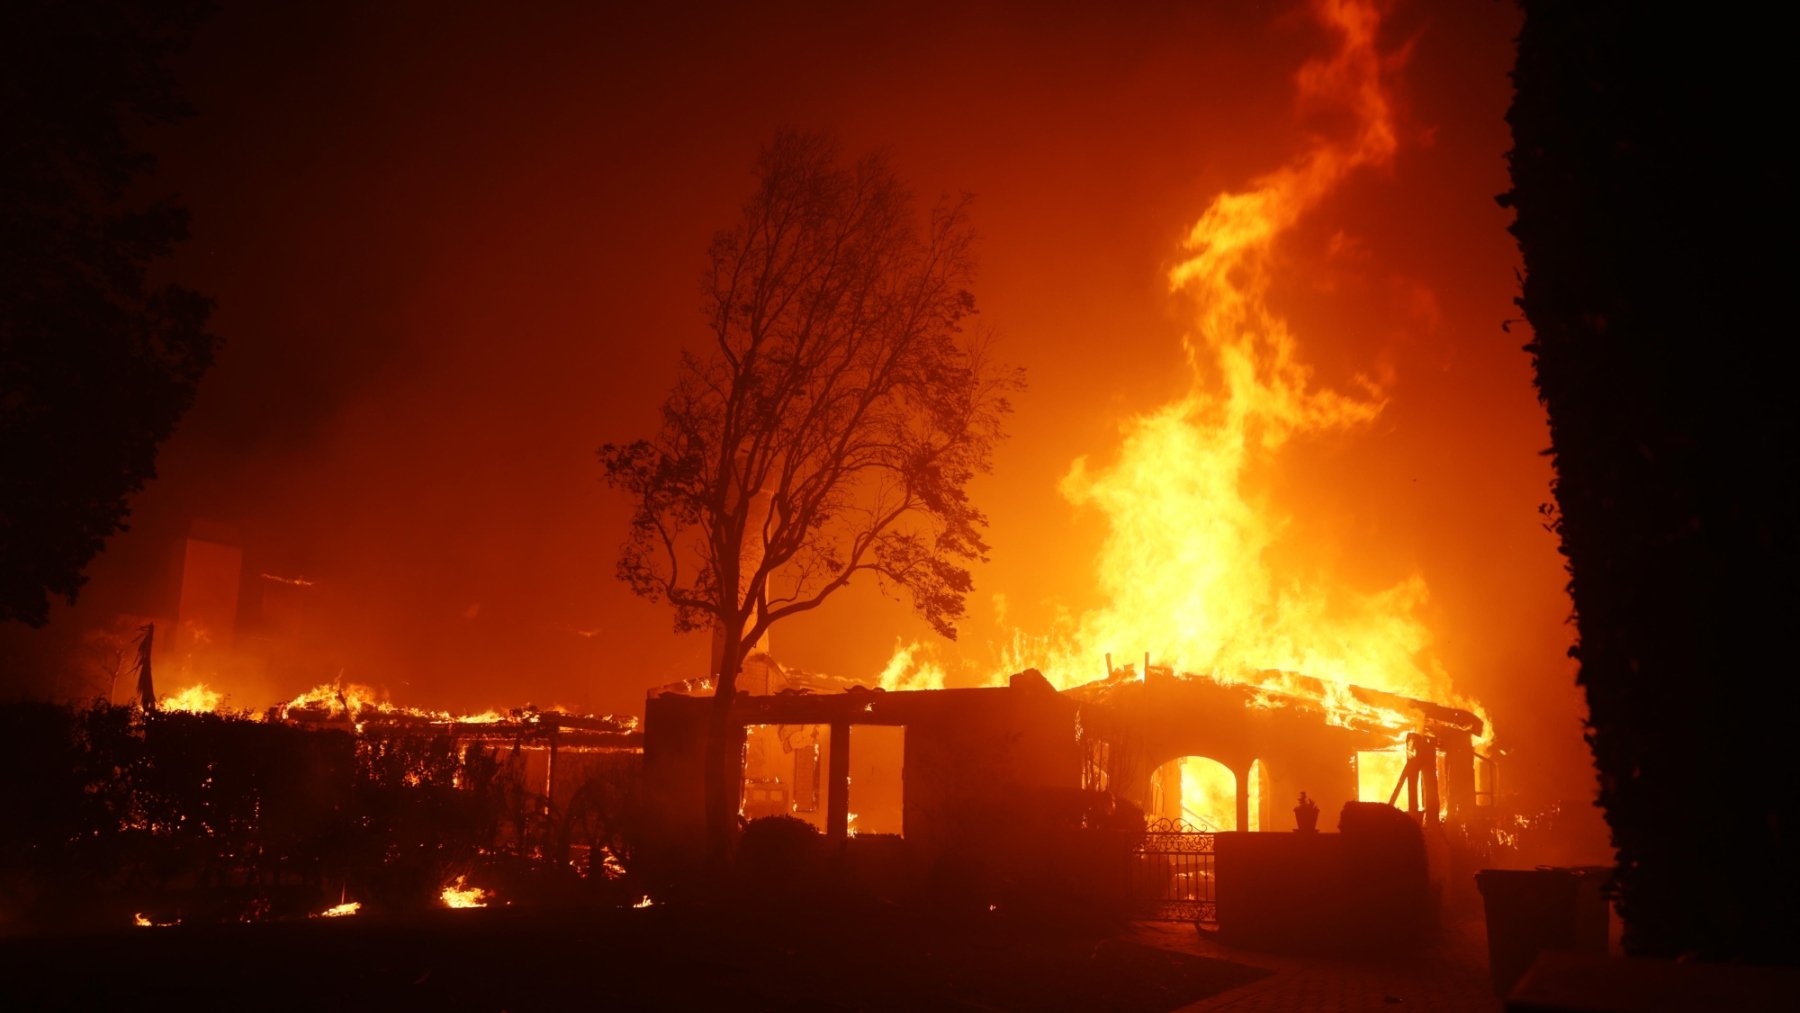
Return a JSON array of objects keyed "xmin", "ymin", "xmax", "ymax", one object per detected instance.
[{"xmin": 1294, "ymin": 791, "xmax": 1320, "ymax": 833}]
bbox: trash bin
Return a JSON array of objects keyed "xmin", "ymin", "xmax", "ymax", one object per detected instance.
[{"xmin": 1474, "ymin": 866, "xmax": 1610, "ymax": 998}]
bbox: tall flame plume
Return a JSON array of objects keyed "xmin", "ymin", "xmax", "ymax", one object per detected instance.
[{"xmin": 999, "ymin": 0, "xmax": 1484, "ymax": 732}]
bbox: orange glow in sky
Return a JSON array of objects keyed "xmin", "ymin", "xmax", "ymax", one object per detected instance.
[{"xmin": 3, "ymin": 1, "xmax": 1587, "ymax": 809}]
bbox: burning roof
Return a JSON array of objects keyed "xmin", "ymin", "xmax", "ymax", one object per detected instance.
[{"xmin": 1065, "ymin": 665, "xmax": 1483, "ymax": 744}]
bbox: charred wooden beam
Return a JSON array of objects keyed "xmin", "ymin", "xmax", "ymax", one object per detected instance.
[{"xmin": 826, "ymin": 720, "xmax": 850, "ymax": 842}]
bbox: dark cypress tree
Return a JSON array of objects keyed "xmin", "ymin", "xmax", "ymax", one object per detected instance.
[
  {"xmin": 1504, "ymin": 1, "xmax": 1798, "ymax": 963},
  {"xmin": 1, "ymin": 1, "xmax": 218, "ymax": 626}
]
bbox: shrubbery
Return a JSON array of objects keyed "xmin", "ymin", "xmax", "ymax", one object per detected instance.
[{"xmin": 0, "ymin": 702, "xmax": 642, "ymax": 931}]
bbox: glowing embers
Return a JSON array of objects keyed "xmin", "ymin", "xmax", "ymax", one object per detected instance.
[
  {"xmin": 439, "ymin": 875, "xmax": 490, "ymax": 909},
  {"xmin": 274, "ymin": 680, "xmax": 642, "ymax": 734},
  {"xmin": 317, "ymin": 900, "xmax": 361, "ymax": 917},
  {"xmin": 278, "ymin": 680, "xmax": 490, "ymax": 724},
  {"xmin": 597, "ymin": 846, "xmax": 628, "ymax": 880}
]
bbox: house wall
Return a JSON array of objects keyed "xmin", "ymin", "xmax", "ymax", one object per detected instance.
[
  {"xmin": 639, "ymin": 678, "xmax": 1082, "ymax": 876},
  {"xmin": 901, "ymin": 679, "xmax": 1083, "ymax": 869}
]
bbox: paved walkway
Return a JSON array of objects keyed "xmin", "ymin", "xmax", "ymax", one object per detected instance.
[{"xmin": 1135, "ymin": 914, "xmax": 1504, "ymax": 1013}]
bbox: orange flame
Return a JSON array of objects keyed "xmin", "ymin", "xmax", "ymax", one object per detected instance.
[
  {"xmin": 159, "ymin": 684, "xmax": 223, "ymax": 714},
  {"xmin": 982, "ymin": 0, "xmax": 1487, "ymax": 743},
  {"xmin": 439, "ymin": 875, "xmax": 489, "ymax": 909},
  {"xmin": 263, "ymin": 680, "xmax": 640, "ymax": 733},
  {"xmin": 877, "ymin": 640, "xmax": 948, "ymax": 692},
  {"xmin": 599, "ymin": 846, "xmax": 628, "ymax": 880},
  {"xmin": 280, "ymin": 681, "xmax": 400, "ymax": 721},
  {"xmin": 1158, "ymin": 756, "xmax": 1240, "ymax": 831}
]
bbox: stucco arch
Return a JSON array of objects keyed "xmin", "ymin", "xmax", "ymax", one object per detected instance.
[
  {"xmin": 1149, "ymin": 754, "xmax": 1240, "ymax": 830},
  {"xmin": 1077, "ymin": 675, "xmax": 1387, "ymax": 831}
]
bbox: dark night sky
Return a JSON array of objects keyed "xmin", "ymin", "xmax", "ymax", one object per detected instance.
[{"xmin": 3, "ymin": 1, "xmax": 1591, "ymax": 808}]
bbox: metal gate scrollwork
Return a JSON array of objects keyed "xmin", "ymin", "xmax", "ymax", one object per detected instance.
[{"xmin": 1132, "ymin": 816, "xmax": 1217, "ymax": 923}]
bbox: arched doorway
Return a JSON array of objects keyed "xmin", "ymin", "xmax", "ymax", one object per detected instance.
[{"xmin": 1150, "ymin": 755, "xmax": 1238, "ymax": 831}]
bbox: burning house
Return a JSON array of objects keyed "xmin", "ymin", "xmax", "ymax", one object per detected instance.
[
  {"xmin": 643, "ymin": 668, "xmax": 1080, "ymax": 873},
  {"xmin": 639, "ymin": 651, "xmax": 1494, "ymax": 936},
  {"xmin": 1071, "ymin": 666, "xmax": 1489, "ymax": 834},
  {"xmin": 275, "ymin": 686, "xmax": 645, "ymax": 875},
  {"xmin": 1, "ymin": 0, "xmax": 1608, "ymax": 979}
]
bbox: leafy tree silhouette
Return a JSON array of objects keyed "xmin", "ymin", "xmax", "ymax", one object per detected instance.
[
  {"xmin": 1, "ymin": 1, "xmax": 218, "ymax": 626},
  {"xmin": 602, "ymin": 130, "xmax": 1021, "ymax": 866},
  {"xmin": 1506, "ymin": 1, "xmax": 1798, "ymax": 964}
]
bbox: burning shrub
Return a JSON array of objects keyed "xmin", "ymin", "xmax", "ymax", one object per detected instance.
[
  {"xmin": 556, "ymin": 758, "xmax": 645, "ymax": 880},
  {"xmin": 348, "ymin": 733, "xmax": 504, "ymax": 913},
  {"xmin": 0, "ymin": 701, "xmax": 648, "ymax": 929},
  {"xmin": 0, "ymin": 702, "xmax": 361, "ymax": 928}
]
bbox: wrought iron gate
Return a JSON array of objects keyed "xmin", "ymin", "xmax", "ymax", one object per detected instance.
[{"xmin": 1130, "ymin": 817, "xmax": 1217, "ymax": 923}]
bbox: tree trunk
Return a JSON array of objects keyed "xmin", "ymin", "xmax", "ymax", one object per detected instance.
[{"xmin": 703, "ymin": 642, "xmax": 744, "ymax": 872}]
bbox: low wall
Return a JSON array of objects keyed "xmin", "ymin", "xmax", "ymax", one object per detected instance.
[{"xmin": 1215, "ymin": 803, "xmax": 1431, "ymax": 952}]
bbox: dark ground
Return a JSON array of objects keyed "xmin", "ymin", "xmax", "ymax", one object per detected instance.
[
  {"xmin": 0, "ymin": 905, "xmax": 1272, "ymax": 1012},
  {"xmin": 1145, "ymin": 913, "xmax": 1502, "ymax": 1012}
]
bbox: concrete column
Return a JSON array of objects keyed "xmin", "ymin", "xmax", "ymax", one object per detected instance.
[{"xmin": 1234, "ymin": 764, "xmax": 1251, "ymax": 832}]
